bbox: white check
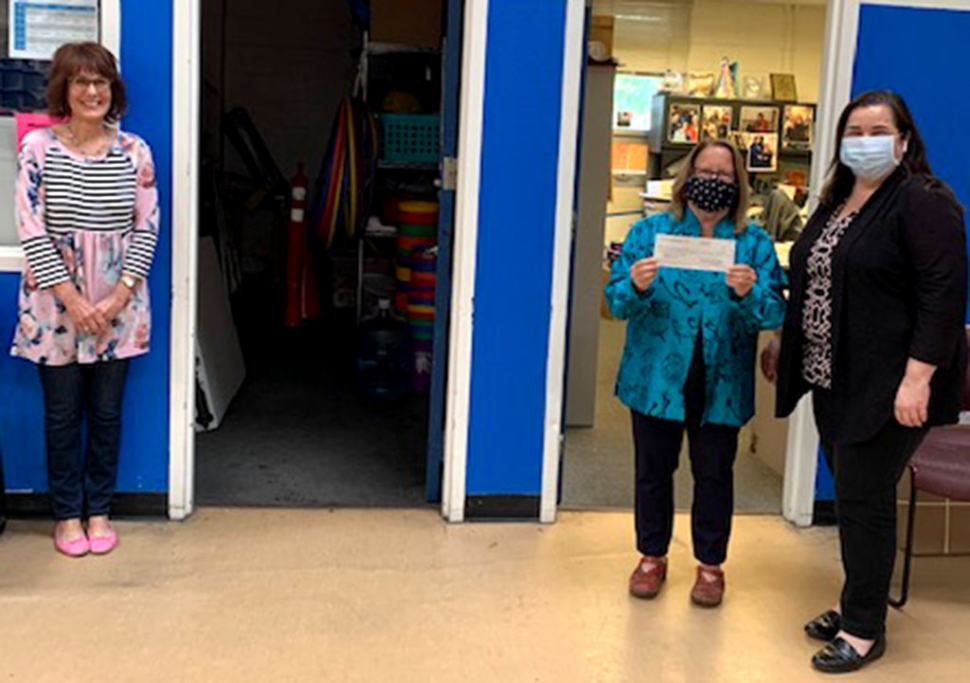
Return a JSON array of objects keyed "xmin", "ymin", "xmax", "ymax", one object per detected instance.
[{"xmin": 654, "ymin": 234, "xmax": 736, "ymax": 273}]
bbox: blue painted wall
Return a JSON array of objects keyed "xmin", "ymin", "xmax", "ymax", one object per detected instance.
[
  {"xmin": 1, "ymin": 1, "xmax": 173, "ymax": 493},
  {"xmin": 465, "ymin": 0, "xmax": 569, "ymax": 496},
  {"xmin": 815, "ymin": 3, "xmax": 970, "ymax": 507},
  {"xmin": 853, "ymin": 3, "xmax": 970, "ymax": 323}
]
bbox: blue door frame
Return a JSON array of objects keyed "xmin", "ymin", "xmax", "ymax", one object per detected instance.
[{"xmin": 425, "ymin": 0, "xmax": 464, "ymax": 501}]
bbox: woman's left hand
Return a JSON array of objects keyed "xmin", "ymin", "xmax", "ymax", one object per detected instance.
[
  {"xmin": 727, "ymin": 265, "xmax": 758, "ymax": 298},
  {"xmin": 95, "ymin": 285, "xmax": 133, "ymax": 330},
  {"xmin": 895, "ymin": 377, "xmax": 931, "ymax": 427}
]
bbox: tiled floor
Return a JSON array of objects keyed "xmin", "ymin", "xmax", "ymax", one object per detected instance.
[{"xmin": 2, "ymin": 509, "xmax": 968, "ymax": 682}]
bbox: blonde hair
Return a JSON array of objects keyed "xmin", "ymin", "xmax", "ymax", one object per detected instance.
[{"xmin": 669, "ymin": 140, "xmax": 750, "ymax": 233}]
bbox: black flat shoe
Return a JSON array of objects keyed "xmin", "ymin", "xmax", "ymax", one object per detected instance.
[
  {"xmin": 812, "ymin": 635, "xmax": 886, "ymax": 674},
  {"xmin": 805, "ymin": 610, "xmax": 842, "ymax": 641}
]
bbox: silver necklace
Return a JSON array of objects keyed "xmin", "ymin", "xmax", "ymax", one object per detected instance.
[{"xmin": 63, "ymin": 123, "xmax": 113, "ymax": 158}]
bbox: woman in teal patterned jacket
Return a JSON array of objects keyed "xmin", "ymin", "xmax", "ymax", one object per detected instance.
[{"xmin": 606, "ymin": 140, "xmax": 786, "ymax": 608}]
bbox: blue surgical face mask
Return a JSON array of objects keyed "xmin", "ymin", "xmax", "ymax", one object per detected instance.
[{"xmin": 839, "ymin": 135, "xmax": 903, "ymax": 181}]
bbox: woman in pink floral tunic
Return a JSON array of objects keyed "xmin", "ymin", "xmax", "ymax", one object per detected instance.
[{"xmin": 11, "ymin": 43, "xmax": 159, "ymax": 557}]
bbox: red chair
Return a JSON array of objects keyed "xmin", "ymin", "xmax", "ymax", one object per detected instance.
[{"xmin": 890, "ymin": 327, "xmax": 970, "ymax": 608}]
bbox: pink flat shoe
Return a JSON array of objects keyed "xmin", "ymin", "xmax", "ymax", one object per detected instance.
[
  {"xmin": 88, "ymin": 529, "xmax": 118, "ymax": 555},
  {"xmin": 54, "ymin": 534, "xmax": 90, "ymax": 558}
]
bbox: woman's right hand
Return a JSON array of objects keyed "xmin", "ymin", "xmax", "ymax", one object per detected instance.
[
  {"xmin": 54, "ymin": 283, "xmax": 108, "ymax": 337},
  {"xmin": 630, "ymin": 257, "xmax": 660, "ymax": 294}
]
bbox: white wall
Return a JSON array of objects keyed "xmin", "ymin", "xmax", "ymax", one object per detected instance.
[
  {"xmin": 612, "ymin": 1, "xmax": 826, "ymax": 104},
  {"xmin": 217, "ymin": 0, "xmax": 358, "ymax": 177}
]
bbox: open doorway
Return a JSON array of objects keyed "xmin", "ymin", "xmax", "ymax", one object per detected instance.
[
  {"xmin": 192, "ymin": 0, "xmax": 457, "ymax": 508},
  {"xmin": 561, "ymin": 1, "xmax": 827, "ymax": 515}
]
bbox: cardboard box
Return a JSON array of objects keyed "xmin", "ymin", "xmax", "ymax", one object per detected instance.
[
  {"xmin": 371, "ymin": 0, "xmax": 444, "ymax": 49},
  {"xmin": 590, "ymin": 15, "xmax": 614, "ymax": 59}
]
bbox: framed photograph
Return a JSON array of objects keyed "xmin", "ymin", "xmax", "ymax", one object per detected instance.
[
  {"xmin": 740, "ymin": 106, "xmax": 780, "ymax": 134},
  {"xmin": 742, "ymin": 75, "xmax": 769, "ymax": 101},
  {"xmin": 667, "ymin": 103, "xmax": 701, "ymax": 145},
  {"xmin": 743, "ymin": 132, "xmax": 779, "ymax": 173},
  {"xmin": 782, "ymin": 105, "xmax": 815, "ymax": 151},
  {"xmin": 701, "ymin": 105, "xmax": 734, "ymax": 141},
  {"xmin": 686, "ymin": 72, "xmax": 715, "ymax": 98},
  {"xmin": 770, "ymin": 73, "xmax": 798, "ymax": 102}
]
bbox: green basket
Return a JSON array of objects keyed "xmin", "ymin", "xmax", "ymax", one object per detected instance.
[{"xmin": 379, "ymin": 114, "xmax": 440, "ymax": 164}]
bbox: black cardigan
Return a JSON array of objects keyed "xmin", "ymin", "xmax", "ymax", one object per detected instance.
[{"xmin": 776, "ymin": 169, "xmax": 968, "ymax": 443}]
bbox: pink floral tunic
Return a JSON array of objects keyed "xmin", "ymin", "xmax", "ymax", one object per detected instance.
[{"xmin": 11, "ymin": 127, "xmax": 160, "ymax": 366}]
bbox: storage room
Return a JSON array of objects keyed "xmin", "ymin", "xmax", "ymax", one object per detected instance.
[{"xmin": 195, "ymin": 0, "xmax": 453, "ymax": 508}]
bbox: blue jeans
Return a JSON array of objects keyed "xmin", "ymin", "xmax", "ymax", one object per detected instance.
[{"xmin": 38, "ymin": 361, "xmax": 130, "ymax": 520}]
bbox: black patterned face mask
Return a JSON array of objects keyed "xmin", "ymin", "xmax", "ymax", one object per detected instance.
[{"xmin": 685, "ymin": 175, "xmax": 738, "ymax": 213}]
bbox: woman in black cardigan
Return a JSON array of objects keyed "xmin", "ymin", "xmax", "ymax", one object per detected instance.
[{"xmin": 770, "ymin": 91, "xmax": 967, "ymax": 673}]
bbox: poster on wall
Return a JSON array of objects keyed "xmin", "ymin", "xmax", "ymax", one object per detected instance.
[
  {"xmin": 8, "ymin": 0, "xmax": 99, "ymax": 60},
  {"xmin": 613, "ymin": 74, "xmax": 661, "ymax": 133}
]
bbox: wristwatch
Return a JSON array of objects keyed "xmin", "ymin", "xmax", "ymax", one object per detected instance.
[{"xmin": 120, "ymin": 274, "xmax": 138, "ymax": 290}]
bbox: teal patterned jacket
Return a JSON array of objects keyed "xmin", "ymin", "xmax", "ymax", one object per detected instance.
[{"xmin": 606, "ymin": 210, "xmax": 787, "ymax": 427}]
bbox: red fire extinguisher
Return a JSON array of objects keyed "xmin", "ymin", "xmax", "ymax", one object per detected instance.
[{"xmin": 285, "ymin": 162, "xmax": 308, "ymax": 328}]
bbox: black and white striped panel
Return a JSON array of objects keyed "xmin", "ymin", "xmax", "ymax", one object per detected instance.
[
  {"xmin": 43, "ymin": 148, "xmax": 138, "ymax": 234},
  {"xmin": 21, "ymin": 236, "xmax": 70, "ymax": 288},
  {"xmin": 124, "ymin": 230, "xmax": 159, "ymax": 279}
]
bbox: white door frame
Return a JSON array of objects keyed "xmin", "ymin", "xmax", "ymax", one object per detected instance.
[
  {"xmin": 780, "ymin": 0, "xmax": 852, "ymax": 528},
  {"xmin": 169, "ymin": 0, "xmax": 201, "ymax": 520},
  {"xmin": 440, "ymin": 0, "xmax": 491, "ymax": 523},
  {"xmin": 539, "ymin": 0, "xmax": 587, "ymax": 524},
  {"xmin": 168, "ymin": 0, "xmax": 486, "ymax": 522}
]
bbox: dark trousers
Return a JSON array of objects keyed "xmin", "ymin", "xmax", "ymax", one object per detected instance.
[
  {"xmin": 631, "ymin": 337, "xmax": 740, "ymax": 566},
  {"xmin": 814, "ymin": 390, "xmax": 928, "ymax": 640},
  {"xmin": 38, "ymin": 361, "xmax": 130, "ymax": 520}
]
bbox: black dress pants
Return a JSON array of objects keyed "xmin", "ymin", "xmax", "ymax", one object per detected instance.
[
  {"xmin": 631, "ymin": 337, "xmax": 740, "ymax": 566},
  {"xmin": 814, "ymin": 389, "xmax": 928, "ymax": 639}
]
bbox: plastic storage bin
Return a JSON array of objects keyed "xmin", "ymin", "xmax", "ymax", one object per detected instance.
[{"xmin": 379, "ymin": 113, "xmax": 440, "ymax": 164}]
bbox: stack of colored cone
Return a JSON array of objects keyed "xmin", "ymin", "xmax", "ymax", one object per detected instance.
[
  {"xmin": 397, "ymin": 200, "xmax": 439, "ymax": 392},
  {"xmin": 394, "ymin": 200, "xmax": 438, "ymax": 316},
  {"xmin": 409, "ymin": 247, "xmax": 436, "ymax": 392}
]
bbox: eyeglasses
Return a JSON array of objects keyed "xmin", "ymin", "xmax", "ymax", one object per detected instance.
[
  {"xmin": 70, "ymin": 76, "xmax": 111, "ymax": 92},
  {"xmin": 693, "ymin": 169, "xmax": 735, "ymax": 182}
]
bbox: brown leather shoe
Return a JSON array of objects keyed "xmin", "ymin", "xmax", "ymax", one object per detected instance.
[
  {"xmin": 629, "ymin": 556, "xmax": 667, "ymax": 599},
  {"xmin": 690, "ymin": 566, "xmax": 725, "ymax": 608}
]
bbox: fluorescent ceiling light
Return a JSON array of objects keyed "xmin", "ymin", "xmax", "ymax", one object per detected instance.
[{"xmin": 615, "ymin": 14, "xmax": 664, "ymax": 22}]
